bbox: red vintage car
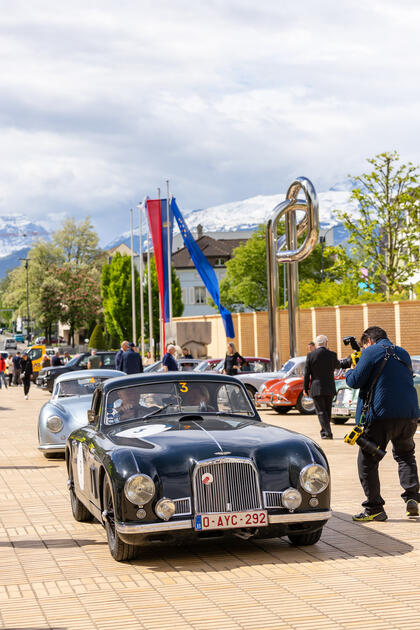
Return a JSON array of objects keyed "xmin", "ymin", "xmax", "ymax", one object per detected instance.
[{"xmin": 255, "ymin": 357, "xmax": 344, "ymax": 415}]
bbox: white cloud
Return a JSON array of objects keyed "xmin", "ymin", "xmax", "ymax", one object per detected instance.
[{"xmin": 0, "ymin": 0, "xmax": 419, "ymax": 243}]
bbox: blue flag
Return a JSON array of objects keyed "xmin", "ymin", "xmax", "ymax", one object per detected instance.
[{"xmin": 171, "ymin": 199, "xmax": 235, "ymax": 339}]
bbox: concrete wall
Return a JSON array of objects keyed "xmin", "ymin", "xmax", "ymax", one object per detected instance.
[{"xmin": 172, "ymin": 301, "xmax": 420, "ymax": 361}]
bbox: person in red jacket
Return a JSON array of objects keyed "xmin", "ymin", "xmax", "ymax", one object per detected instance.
[{"xmin": 0, "ymin": 356, "xmax": 7, "ymax": 389}]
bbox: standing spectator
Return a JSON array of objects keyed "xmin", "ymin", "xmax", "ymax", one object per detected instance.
[
  {"xmin": 87, "ymin": 349, "xmax": 102, "ymax": 369},
  {"xmin": 115, "ymin": 340, "xmax": 129, "ymax": 371},
  {"xmin": 51, "ymin": 351, "xmax": 62, "ymax": 367},
  {"xmin": 162, "ymin": 345, "xmax": 178, "ymax": 372},
  {"xmin": 303, "ymin": 334, "xmax": 340, "ymax": 440},
  {"xmin": 143, "ymin": 351, "xmax": 153, "ymax": 367},
  {"xmin": 20, "ymin": 352, "xmax": 33, "ymax": 399},
  {"xmin": 6, "ymin": 354, "xmax": 14, "ymax": 387},
  {"xmin": 346, "ymin": 326, "xmax": 420, "ymax": 521},
  {"xmin": 41, "ymin": 354, "xmax": 51, "ymax": 369},
  {"xmin": 63, "ymin": 351, "xmax": 71, "ymax": 364},
  {"xmin": 122, "ymin": 343, "xmax": 143, "ymax": 375},
  {"xmin": 307, "ymin": 341, "xmax": 316, "ymax": 353},
  {"xmin": 0, "ymin": 355, "xmax": 7, "ymax": 389},
  {"xmin": 223, "ymin": 342, "xmax": 245, "ymax": 376},
  {"xmin": 13, "ymin": 352, "xmax": 22, "ymax": 385},
  {"xmin": 182, "ymin": 347, "xmax": 193, "ymax": 359}
]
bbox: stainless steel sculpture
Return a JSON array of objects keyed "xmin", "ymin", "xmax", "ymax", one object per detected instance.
[{"xmin": 266, "ymin": 177, "xmax": 319, "ymax": 370}]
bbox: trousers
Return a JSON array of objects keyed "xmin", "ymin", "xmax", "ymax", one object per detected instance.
[
  {"xmin": 357, "ymin": 417, "xmax": 420, "ymax": 512},
  {"xmin": 313, "ymin": 394, "xmax": 333, "ymax": 437},
  {"xmin": 23, "ymin": 376, "xmax": 31, "ymax": 396},
  {"xmin": 0, "ymin": 371, "xmax": 7, "ymax": 388}
]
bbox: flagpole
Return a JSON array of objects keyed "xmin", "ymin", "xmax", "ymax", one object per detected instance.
[
  {"xmin": 147, "ymin": 219, "xmax": 154, "ymax": 359},
  {"xmin": 138, "ymin": 203, "xmax": 145, "ymax": 357},
  {"xmin": 166, "ymin": 179, "xmax": 173, "ymax": 321},
  {"xmin": 129, "ymin": 208, "xmax": 137, "ymax": 344}
]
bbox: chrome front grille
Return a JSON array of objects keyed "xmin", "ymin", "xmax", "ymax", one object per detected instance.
[
  {"xmin": 193, "ymin": 457, "xmax": 262, "ymax": 514},
  {"xmin": 263, "ymin": 491, "xmax": 283, "ymax": 508},
  {"xmin": 173, "ymin": 497, "xmax": 191, "ymax": 516}
]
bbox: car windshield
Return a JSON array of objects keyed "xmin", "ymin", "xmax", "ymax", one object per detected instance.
[
  {"xmin": 412, "ymin": 358, "xmax": 420, "ymax": 375},
  {"xmin": 55, "ymin": 376, "xmax": 108, "ymax": 398},
  {"xmin": 65, "ymin": 353, "xmax": 82, "ymax": 367},
  {"xmin": 104, "ymin": 380, "xmax": 254, "ymax": 424}
]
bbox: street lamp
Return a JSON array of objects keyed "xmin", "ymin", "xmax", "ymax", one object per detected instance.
[
  {"xmin": 19, "ymin": 258, "xmax": 30, "ymax": 338},
  {"xmin": 320, "ymin": 226, "xmax": 335, "ymax": 282}
]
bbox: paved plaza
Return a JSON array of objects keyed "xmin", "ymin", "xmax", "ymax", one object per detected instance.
[{"xmin": 0, "ymin": 384, "xmax": 420, "ymax": 630}]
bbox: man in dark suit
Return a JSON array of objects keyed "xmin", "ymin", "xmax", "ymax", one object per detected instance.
[{"xmin": 304, "ymin": 335, "xmax": 340, "ymax": 439}]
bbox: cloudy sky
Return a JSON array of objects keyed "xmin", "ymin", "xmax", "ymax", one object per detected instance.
[{"xmin": 1, "ymin": 0, "xmax": 419, "ymax": 244}]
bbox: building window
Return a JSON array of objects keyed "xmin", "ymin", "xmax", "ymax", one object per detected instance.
[
  {"xmin": 215, "ymin": 258, "xmax": 225, "ymax": 267},
  {"xmin": 194, "ymin": 286, "xmax": 206, "ymax": 304}
]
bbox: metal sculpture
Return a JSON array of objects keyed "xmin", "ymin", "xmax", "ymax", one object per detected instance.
[{"xmin": 266, "ymin": 177, "xmax": 319, "ymax": 370}]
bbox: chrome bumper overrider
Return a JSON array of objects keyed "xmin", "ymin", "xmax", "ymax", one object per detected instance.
[
  {"xmin": 38, "ymin": 444, "xmax": 65, "ymax": 453},
  {"xmin": 115, "ymin": 510, "xmax": 332, "ymax": 535}
]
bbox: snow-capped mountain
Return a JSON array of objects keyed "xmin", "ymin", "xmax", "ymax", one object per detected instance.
[
  {"xmin": 105, "ymin": 183, "xmax": 359, "ymax": 251},
  {"xmin": 0, "ymin": 215, "xmax": 50, "ymax": 277}
]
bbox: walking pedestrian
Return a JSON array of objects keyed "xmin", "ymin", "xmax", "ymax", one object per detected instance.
[
  {"xmin": 12, "ymin": 352, "xmax": 22, "ymax": 385},
  {"xmin": 162, "ymin": 344, "xmax": 178, "ymax": 372},
  {"xmin": 115, "ymin": 340, "xmax": 129, "ymax": 371},
  {"xmin": 20, "ymin": 352, "xmax": 33, "ymax": 399},
  {"xmin": 303, "ymin": 334, "xmax": 340, "ymax": 439},
  {"xmin": 346, "ymin": 326, "xmax": 420, "ymax": 522},
  {"xmin": 121, "ymin": 343, "xmax": 143, "ymax": 375},
  {"xmin": 0, "ymin": 355, "xmax": 8, "ymax": 389},
  {"xmin": 6, "ymin": 354, "xmax": 13, "ymax": 386},
  {"xmin": 223, "ymin": 342, "xmax": 245, "ymax": 376}
]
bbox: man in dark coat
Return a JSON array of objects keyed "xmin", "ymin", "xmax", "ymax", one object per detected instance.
[
  {"xmin": 304, "ymin": 334, "xmax": 340, "ymax": 440},
  {"xmin": 20, "ymin": 352, "xmax": 33, "ymax": 399},
  {"xmin": 346, "ymin": 326, "xmax": 420, "ymax": 522},
  {"xmin": 115, "ymin": 340, "xmax": 129, "ymax": 371},
  {"xmin": 122, "ymin": 343, "xmax": 143, "ymax": 375}
]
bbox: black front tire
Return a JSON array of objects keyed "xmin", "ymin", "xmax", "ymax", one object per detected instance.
[
  {"xmin": 272, "ymin": 406, "xmax": 292, "ymax": 414},
  {"xmin": 103, "ymin": 477, "xmax": 138, "ymax": 562},
  {"xmin": 288, "ymin": 528, "xmax": 323, "ymax": 546},
  {"xmin": 296, "ymin": 392, "xmax": 315, "ymax": 415}
]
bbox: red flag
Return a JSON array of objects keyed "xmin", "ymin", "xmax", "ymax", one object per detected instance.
[{"xmin": 146, "ymin": 199, "xmax": 166, "ymax": 352}]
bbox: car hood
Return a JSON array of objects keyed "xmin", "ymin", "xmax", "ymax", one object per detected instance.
[{"xmin": 106, "ymin": 415, "xmax": 327, "ymax": 489}]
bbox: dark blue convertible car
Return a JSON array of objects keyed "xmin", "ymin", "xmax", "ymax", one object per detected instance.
[{"xmin": 66, "ymin": 373, "xmax": 331, "ymax": 561}]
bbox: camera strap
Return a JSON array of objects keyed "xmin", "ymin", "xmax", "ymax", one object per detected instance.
[{"xmin": 360, "ymin": 345, "xmax": 413, "ymax": 425}]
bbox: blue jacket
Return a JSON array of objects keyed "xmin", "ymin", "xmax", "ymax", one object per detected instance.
[
  {"xmin": 121, "ymin": 349, "xmax": 143, "ymax": 375},
  {"xmin": 346, "ymin": 338, "xmax": 419, "ymax": 424},
  {"xmin": 115, "ymin": 349, "xmax": 124, "ymax": 372}
]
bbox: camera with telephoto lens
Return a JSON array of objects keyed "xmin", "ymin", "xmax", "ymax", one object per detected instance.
[
  {"xmin": 340, "ymin": 336, "xmax": 362, "ymax": 368},
  {"xmin": 344, "ymin": 425, "xmax": 386, "ymax": 460}
]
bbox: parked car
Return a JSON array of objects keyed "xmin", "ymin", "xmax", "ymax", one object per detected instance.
[
  {"xmin": 14, "ymin": 333, "xmax": 25, "ymax": 342},
  {"xmin": 194, "ymin": 358, "xmax": 223, "ymax": 372},
  {"xmin": 145, "ymin": 358, "xmax": 204, "ymax": 373},
  {"xmin": 239, "ymin": 356, "xmax": 307, "ymax": 403},
  {"xmin": 3, "ymin": 338, "xmax": 17, "ymax": 351},
  {"xmin": 255, "ymin": 358, "xmax": 345, "ymax": 415},
  {"xmin": 38, "ymin": 369, "xmax": 125, "ymax": 458},
  {"xmin": 36, "ymin": 351, "xmax": 118, "ymax": 392},
  {"xmin": 66, "ymin": 372, "xmax": 331, "ymax": 561}
]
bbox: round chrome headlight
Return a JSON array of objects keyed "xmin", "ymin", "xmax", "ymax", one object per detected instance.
[
  {"xmin": 282, "ymin": 487, "xmax": 302, "ymax": 510},
  {"xmin": 46, "ymin": 416, "xmax": 63, "ymax": 433},
  {"xmin": 300, "ymin": 464, "xmax": 329, "ymax": 494},
  {"xmin": 155, "ymin": 498, "xmax": 176, "ymax": 521},
  {"xmin": 258, "ymin": 383, "xmax": 267, "ymax": 394},
  {"xmin": 124, "ymin": 474, "xmax": 155, "ymax": 505}
]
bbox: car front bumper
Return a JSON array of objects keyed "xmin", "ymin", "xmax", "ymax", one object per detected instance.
[
  {"xmin": 115, "ymin": 509, "xmax": 332, "ymax": 536},
  {"xmin": 255, "ymin": 393, "xmax": 292, "ymax": 407},
  {"xmin": 38, "ymin": 444, "xmax": 65, "ymax": 454}
]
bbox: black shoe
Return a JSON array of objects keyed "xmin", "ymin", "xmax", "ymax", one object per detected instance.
[
  {"xmin": 321, "ymin": 435, "xmax": 333, "ymax": 439},
  {"xmin": 352, "ymin": 510, "xmax": 388, "ymax": 522},
  {"xmin": 406, "ymin": 499, "xmax": 419, "ymax": 517}
]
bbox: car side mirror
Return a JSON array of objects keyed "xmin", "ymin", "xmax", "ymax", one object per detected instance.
[{"xmin": 87, "ymin": 410, "xmax": 97, "ymax": 424}]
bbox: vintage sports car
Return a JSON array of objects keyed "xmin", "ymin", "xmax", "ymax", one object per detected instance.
[
  {"xmin": 38, "ymin": 369, "xmax": 124, "ymax": 458},
  {"xmin": 66, "ymin": 372, "xmax": 331, "ymax": 562},
  {"xmin": 253, "ymin": 356, "xmax": 316, "ymax": 414}
]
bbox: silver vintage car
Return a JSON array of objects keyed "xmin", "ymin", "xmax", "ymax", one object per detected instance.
[{"xmin": 38, "ymin": 369, "xmax": 125, "ymax": 458}]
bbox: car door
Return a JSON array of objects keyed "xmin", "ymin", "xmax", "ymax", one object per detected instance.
[{"xmin": 82, "ymin": 389, "xmax": 103, "ymax": 512}]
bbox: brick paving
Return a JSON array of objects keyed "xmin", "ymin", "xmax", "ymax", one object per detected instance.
[{"xmin": 0, "ymin": 384, "xmax": 420, "ymax": 630}]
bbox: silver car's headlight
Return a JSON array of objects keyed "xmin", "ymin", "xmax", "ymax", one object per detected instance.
[
  {"xmin": 124, "ymin": 474, "xmax": 155, "ymax": 505},
  {"xmin": 155, "ymin": 498, "xmax": 176, "ymax": 521},
  {"xmin": 46, "ymin": 416, "xmax": 63, "ymax": 433},
  {"xmin": 258, "ymin": 383, "xmax": 267, "ymax": 394},
  {"xmin": 300, "ymin": 464, "xmax": 329, "ymax": 494}
]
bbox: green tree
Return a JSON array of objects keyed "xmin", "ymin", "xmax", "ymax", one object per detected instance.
[
  {"xmin": 101, "ymin": 253, "xmax": 141, "ymax": 342},
  {"xmin": 219, "ymin": 225, "xmax": 342, "ymax": 311},
  {"xmin": 299, "ymin": 278, "xmax": 386, "ymax": 308},
  {"xmin": 335, "ymin": 151, "xmax": 420, "ymax": 298},
  {"xmin": 52, "ymin": 217, "xmax": 104, "ymax": 269},
  {"xmin": 89, "ymin": 323, "xmax": 107, "ymax": 350}
]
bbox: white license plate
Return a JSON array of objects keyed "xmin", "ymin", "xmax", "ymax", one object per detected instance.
[
  {"xmin": 194, "ymin": 510, "xmax": 268, "ymax": 531},
  {"xmin": 332, "ymin": 407, "xmax": 349, "ymax": 416}
]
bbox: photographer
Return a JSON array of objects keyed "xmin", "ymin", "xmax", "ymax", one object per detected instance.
[{"xmin": 346, "ymin": 326, "xmax": 420, "ymax": 522}]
